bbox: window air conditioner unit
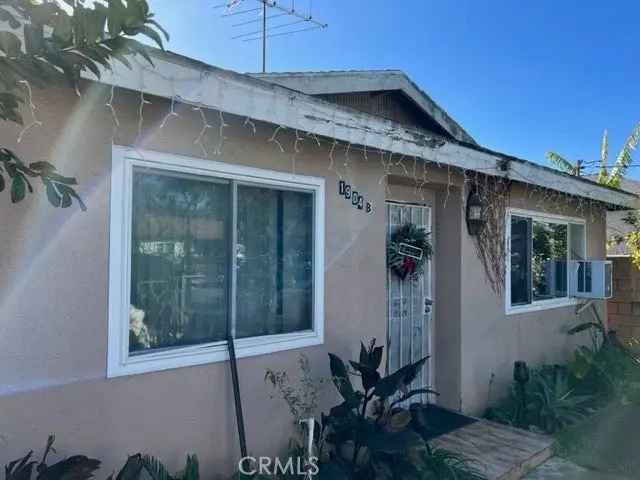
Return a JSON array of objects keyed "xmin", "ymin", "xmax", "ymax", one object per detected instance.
[{"xmin": 568, "ymin": 260, "xmax": 613, "ymax": 299}]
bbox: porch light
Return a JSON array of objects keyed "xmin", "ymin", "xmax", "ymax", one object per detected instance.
[{"xmin": 466, "ymin": 189, "xmax": 485, "ymax": 236}]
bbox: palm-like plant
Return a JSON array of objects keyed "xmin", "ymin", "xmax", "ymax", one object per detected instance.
[{"xmin": 546, "ymin": 123, "xmax": 640, "ymax": 188}]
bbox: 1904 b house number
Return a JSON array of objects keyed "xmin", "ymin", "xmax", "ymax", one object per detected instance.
[{"xmin": 338, "ymin": 180, "xmax": 373, "ymax": 213}]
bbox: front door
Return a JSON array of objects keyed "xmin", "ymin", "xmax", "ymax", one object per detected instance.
[{"xmin": 386, "ymin": 202, "xmax": 433, "ymax": 400}]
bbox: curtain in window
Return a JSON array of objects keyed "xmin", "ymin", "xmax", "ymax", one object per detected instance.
[
  {"xmin": 236, "ymin": 185, "xmax": 314, "ymax": 338},
  {"xmin": 510, "ymin": 216, "xmax": 531, "ymax": 305},
  {"xmin": 129, "ymin": 170, "xmax": 230, "ymax": 353}
]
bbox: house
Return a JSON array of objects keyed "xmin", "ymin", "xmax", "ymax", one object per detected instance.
[{"xmin": 0, "ymin": 49, "xmax": 637, "ymax": 476}]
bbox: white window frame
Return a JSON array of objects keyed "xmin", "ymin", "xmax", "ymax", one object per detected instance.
[
  {"xmin": 505, "ymin": 208, "xmax": 586, "ymax": 315},
  {"xmin": 108, "ymin": 146, "xmax": 325, "ymax": 377}
]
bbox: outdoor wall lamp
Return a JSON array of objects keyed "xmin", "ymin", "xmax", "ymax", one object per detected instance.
[{"xmin": 465, "ymin": 188, "xmax": 485, "ymax": 236}]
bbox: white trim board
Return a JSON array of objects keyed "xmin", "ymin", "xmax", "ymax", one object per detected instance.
[
  {"xmin": 86, "ymin": 50, "xmax": 638, "ymax": 210},
  {"xmin": 505, "ymin": 207, "xmax": 587, "ymax": 315},
  {"xmin": 108, "ymin": 146, "xmax": 325, "ymax": 377}
]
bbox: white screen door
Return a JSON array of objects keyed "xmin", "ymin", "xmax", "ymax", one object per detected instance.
[{"xmin": 386, "ymin": 202, "xmax": 433, "ymax": 400}]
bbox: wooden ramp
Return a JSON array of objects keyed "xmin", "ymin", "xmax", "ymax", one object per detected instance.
[{"xmin": 431, "ymin": 419, "xmax": 553, "ymax": 480}]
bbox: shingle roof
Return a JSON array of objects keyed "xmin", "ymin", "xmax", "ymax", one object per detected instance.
[{"xmin": 250, "ymin": 70, "xmax": 477, "ymax": 145}]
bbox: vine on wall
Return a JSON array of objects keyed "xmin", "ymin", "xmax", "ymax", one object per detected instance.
[{"xmin": 467, "ymin": 173, "xmax": 511, "ymax": 296}]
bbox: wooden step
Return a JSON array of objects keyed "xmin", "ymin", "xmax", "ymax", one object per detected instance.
[{"xmin": 431, "ymin": 419, "xmax": 553, "ymax": 480}]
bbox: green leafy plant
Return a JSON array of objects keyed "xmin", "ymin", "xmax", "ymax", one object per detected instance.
[
  {"xmin": 262, "ymin": 340, "xmax": 487, "ymax": 479},
  {"xmin": 114, "ymin": 453, "xmax": 199, "ymax": 480},
  {"xmin": 546, "ymin": 123, "xmax": 640, "ymax": 188},
  {"xmin": 265, "ymin": 354, "xmax": 327, "ymax": 425},
  {"xmin": 4, "ymin": 436, "xmax": 202, "ymax": 480},
  {"xmin": 0, "ymin": 0, "xmax": 168, "ymax": 209},
  {"xmin": 614, "ymin": 211, "xmax": 640, "ymax": 270},
  {"xmin": 486, "ymin": 365, "xmax": 595, "ymax": 434},
  {"xmin": 568, "ymin": 337, "xmax": 640, "ymax": 405},
  {"xmin": 308, "ymin": 339, "xmax": 444, "ymax": 479},
  {"xmin": 526, "ymin": 366, "xmax": 594, "ymax": 434},
  {"xmin": 5, "ymin": 435, "xmax": 100, "ymax": 480},
  {"xmin": 418, "ymin": 444, "xmax": 486, "ymax": 480}
]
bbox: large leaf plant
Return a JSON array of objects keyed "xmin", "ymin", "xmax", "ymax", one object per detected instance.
[
  {"xmin": 546, "ymin": 123, "xmax": 640, "ymax": 188},
  {"xmin": 313, "ymin": 339, "xmax": 442, "ymax": 479},
  {"xmin": 0, "ymin": 0, "xmax": 168, "ymax": 210}
]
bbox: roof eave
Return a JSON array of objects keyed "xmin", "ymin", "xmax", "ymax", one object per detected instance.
[
  {"xmin": 86, "ymin": 49, "xmax": 638, "ymax": 211},
  {"xmin": 250, "ymin": 70, "xmax": 477, "ymax": 145}
]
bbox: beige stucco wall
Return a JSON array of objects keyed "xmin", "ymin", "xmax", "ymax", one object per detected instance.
[
  {"xmin": 459, "ymin": 183, "xmax": 607, "ymax": 414},
  {"xmin": 387, "ymin": 175, "xmax": 607, "ymax": 415},
  {"xmin": 0, "ymin": 83, "xmax": 389, "ymax": 477},
  {"xmin": 0, "ymin": 81, "xmax": 607, "ymax": 473}
]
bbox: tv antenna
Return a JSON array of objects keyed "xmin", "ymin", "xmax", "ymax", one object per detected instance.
[{"xmin": 214, "ymin": 0, "xmax": 328, "ymax": 72}]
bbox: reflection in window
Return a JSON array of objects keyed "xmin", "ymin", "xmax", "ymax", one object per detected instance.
[
  {"xmin": 236, "ymin": 185, "xmax": 314, "ymax": 338},
  {"xmin": 510, "ymin": 216, "xmax": 531, "ymax": 305},
  {"xmin": 508, "ymin": 211, "xmax": 585, "ymax": 309},
  {"xmin": 128, "ymin": 170, "xmax": 316, "ymax": 355},
  {"xmin": 532, "ymin": 222, "xmax": 567, "ymax": 301},
  {"xmin": 129, "ymin": 171, "xmax": 230, "ymax": 353}
]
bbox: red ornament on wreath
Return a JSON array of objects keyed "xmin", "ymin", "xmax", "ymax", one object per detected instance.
[{"xmin": 387, "ymin": 223, "xmax": 433, "ymax": 280}]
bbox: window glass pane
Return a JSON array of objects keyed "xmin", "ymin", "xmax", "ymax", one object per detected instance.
[
  {"xmin": 236, "ymin": 185, "xmax": 314, "ymax": 338},
  {"xmin": 130, "ymin": 170, "xmax": 230, "ymax": 354},
  {"xmin": 510, "ymin": 216, "xmax": 531, "ymax": 305},
  {"xmin": 532, "ymin": 221, "xmax": 567, "ymax": 301},
  {"xmin": 569, "ymin": 223, "xmax": 586, "ymax": 260}
]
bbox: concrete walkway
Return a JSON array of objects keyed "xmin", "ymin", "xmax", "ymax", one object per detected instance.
[{"xmin": 525, "ymin": 457, "xmax": 629, "ymax": 480}]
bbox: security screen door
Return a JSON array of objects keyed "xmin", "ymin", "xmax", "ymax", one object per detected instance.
[{"xmin": 386, "ymin": 202, "xmax": 433, "ymax": 400}]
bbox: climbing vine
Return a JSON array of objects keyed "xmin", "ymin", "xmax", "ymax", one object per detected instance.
[{"xmin": 467, "ymin": 173, "xmax": 510, "ymax": 296}]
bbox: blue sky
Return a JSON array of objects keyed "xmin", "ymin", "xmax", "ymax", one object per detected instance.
[{"xmin": 150, "ymin": 0, "xmax": 640, "ymax": 177}]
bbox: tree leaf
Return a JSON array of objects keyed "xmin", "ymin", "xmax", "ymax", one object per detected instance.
[
  {"xmin": 598, "ymin": 129, "xmax": 609, "ymax": 184},
  {"xmin": 147, "ymin": 19, "xmax": 170, "ymax": 42},
  {"xmin": 373, "ymin": 356, "xmax": 428, "ymax": 399},
  {"xmin": 11, "ymin": 174, "xmax": 25, "ymax": 203},
  {"xmin": 329, "ymin": 353, "xmax": 356, "ymax": 401},
  {"xmin": 115, "ymin": 455, "xmax": 144, "ymax": 480},
  {"xmin": 5, "ymin": 450, "xmax": 36, "ymax": 480},
  {"xmin": 609, "ymin": 122, "xmax": 640, "ymax": 188},
  {"xmin": 37, "ymin": 456, "xmax": 101, "ymax": 480},
  {"xmin": 349, "ymin": 360, "xmax": 380, "ymax": 392},
  {"xmin": 137, "ymin": 25, "xmax": 164, "ymax": 50},
  {"xmin": 44, "ymin": 180, "xmax": 61, "ymax": 207},
  {"xmin": 546, "ymin": 151, "xmax": 576, "ymax": 175}
]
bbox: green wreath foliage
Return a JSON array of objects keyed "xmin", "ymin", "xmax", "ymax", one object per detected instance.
[{"xmin": 387, "ymin": 222, "xmax": 433, "ymax": 280}]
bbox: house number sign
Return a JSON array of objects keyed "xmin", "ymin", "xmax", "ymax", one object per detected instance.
[{"xmin": 338, "ymin": 180, "xmax": 374, "ymax": 214}]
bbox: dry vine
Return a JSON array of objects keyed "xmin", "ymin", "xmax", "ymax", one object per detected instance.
[{"xmin": 468, "ymin": 173, "xmax": 511, "ymax": 296}]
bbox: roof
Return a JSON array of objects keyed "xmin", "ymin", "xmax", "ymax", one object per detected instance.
[
  {"xmin": 250, "ymin": 70, "xmax": 477, "ymax": 145},
  {"xmin": 89, "ymin": 49, "xmax": 638, "ymax": 210}
]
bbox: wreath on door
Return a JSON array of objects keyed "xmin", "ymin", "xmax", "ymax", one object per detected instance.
[{"xmin": 387, "ymin": 222, "xmax": 433, "ymax": 280}]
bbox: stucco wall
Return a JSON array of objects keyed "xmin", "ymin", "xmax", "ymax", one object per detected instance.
[
  {"xmin": 0, "ymin": 81, "xmax": 609, "ymax": 473},
  {"xmin": 459, "ymin": 184, "xmax": 607, "ymax": 414},
  {"xmin": 0, "ymin": 83, "xmax": 388, "ymax": 476}
]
